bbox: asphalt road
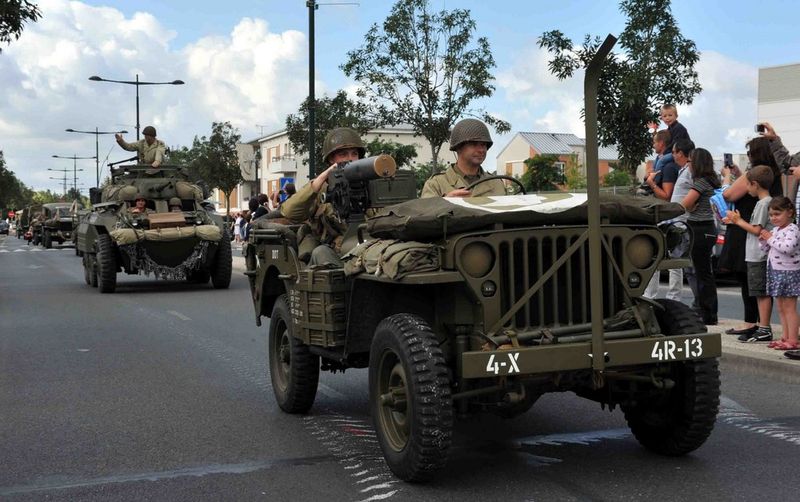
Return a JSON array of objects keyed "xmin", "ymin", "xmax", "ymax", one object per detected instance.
[{"xmin": 1, "ymin": 234, "xmax": 799, "ymax": 501}]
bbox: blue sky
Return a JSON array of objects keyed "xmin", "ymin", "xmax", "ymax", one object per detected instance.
[{"xmin": 3, "ymin": 0, "xmax": 800, "ymax": 193}]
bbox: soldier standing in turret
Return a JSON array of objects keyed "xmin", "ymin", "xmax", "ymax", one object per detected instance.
[
  {"xmin": 115, "ymin": 125, "xmax": 166, "ymax": 169},
  {"xmin": 421, "ymin": 118, "xmax": 506, "ymax": 198},
  {"xmin": 279, "ymin": 127, "xmax": 366, "ymax": 267}
]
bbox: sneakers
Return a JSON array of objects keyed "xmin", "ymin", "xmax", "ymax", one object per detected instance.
[{"xmin": 738, "ymin": 326, "xmax": 773, "ymax": 343}]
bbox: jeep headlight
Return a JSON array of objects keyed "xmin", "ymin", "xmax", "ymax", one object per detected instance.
[
  {"xmin": 625, "ymin": 235, "xmax": 657, "ymax": 269},
  {"xmin": 460, "ymin": 242, "xmax": 495, "ymax": 278}
]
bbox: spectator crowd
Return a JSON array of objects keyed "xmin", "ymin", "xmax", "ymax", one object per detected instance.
[{"xmin": 643, "ymin": 105, "xmax": 800, "ymax": 352}]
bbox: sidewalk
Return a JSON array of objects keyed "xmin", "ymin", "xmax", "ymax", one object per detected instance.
[
  {"xmin": 232, "ymin": 248, "xmax": 799, "ymax": 383},
  {"xmin": 710, "ymin": 320, "xmax": 800, "ymax": 384}
]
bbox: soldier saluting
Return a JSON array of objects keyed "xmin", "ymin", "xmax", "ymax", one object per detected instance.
[
  {"xmin": 421, "ymin": 118, "xmax": 506, "ymax": 198},
  {"xmin": 115, "ymin": 125, "xmax": 166, "ymax": 169}
]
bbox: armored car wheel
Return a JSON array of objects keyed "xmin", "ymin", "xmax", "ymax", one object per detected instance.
[
  {"xmin": 623, "ymin": 299, "xmax": 719, "ymax": 456},
  {"xmin": 210, "ymin": 232, "xmax": 232, "ymax": 289},
  {"xmin": 96, "ymin": 233, "xmax": 117, "ymax": 293},
  {"xmin": 269, "ymin": 295, "xmax": 319, "ymax": 413},
  {"xmin": 369, "ymin": 314, "xmax": 453, "ymax": 482}
]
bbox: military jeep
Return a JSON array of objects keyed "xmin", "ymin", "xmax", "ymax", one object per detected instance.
[
  {"xmin": 77, "ymin": 164, "xmax": 231, "ymax": 293},
  {"xmin": 40, "ymin": 202, "xmax": 79, "ymax": 248},
  {"xmin": 246, "ymin": 35, "xmax": 720, "ymax": 482}
]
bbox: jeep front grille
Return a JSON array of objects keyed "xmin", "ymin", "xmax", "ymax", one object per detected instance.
[{"xmin": 494, "ymin": 228, "xmax": 626, "ymax": 329}]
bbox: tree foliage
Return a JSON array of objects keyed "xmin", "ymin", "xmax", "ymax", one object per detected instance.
[
  {"xmin": 0, "ymin": 150, "xmax": 34, "ymax": 210},
  {"xmin": 538, "ymin": 0, "xmax": 701, "ymax": 175},
  {"xmin": 342, "ymin": 0, "xmax": 509, "ymax": 168},
  {"xmin": 286, "ymin": 90, "xmax": 378, "ymax": 169},
  {"xmin": 364, "ymin": 137, "xmax": 418, "ymax": 168},
  {"xmin": 191, "ymin": 122, "xmax": 243, "ymax": 216},
  {"xmin": 603, "ymin": 167, "xmax": 633, "ymax": 187},
  {"xmin": 563, "ymin": 153, "xmax": 587, "ymax": 189},
  {"xmin": 410, "ymin": 162, "xmax": 436, "ymax": 194},
  {"xmin": 0, "ymin": 0, "xmax": 41, "ymax": 53},
  {"xmin": 521, "ymin": 155, "xmax": 564, "ymax": 192}
]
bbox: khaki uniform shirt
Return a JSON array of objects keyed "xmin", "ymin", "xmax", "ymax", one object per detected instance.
[
  {"xmin": 280, "ymin": 182, "xmax": 347, "ymax": 251},
  {"xmin": 421, "ymin": 164, "xmax": 507, "ymax": 198},
  {"xmin": 119, "ymin": 138, "xmax": 166, "ymax": 165}
]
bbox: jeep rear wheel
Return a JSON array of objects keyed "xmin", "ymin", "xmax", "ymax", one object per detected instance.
[
  {"xmin": 623, "ymin": 299, "xmax": 719, "ymax": 456},
  {"xmin": 210, "ymin": 231, "xmax": 232, "ymax": 289},
  {"xmin": 96, "ymin": 234, "xmax": 117, "ymax": 293},
  {"xmin": 369, "ymin": 314, "xmax": 453, "ymax": 482},
  {"xmin": 269, "ymin": 294, "xmax": 319, "ymax": 413}
]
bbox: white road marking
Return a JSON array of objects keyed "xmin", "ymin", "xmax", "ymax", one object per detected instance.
[
  {"xmin": 0, "ymin": 249, "xmax": 8, "ymax": 253},
  {"xmin": 13, "ymin": 249, "xmax": 25, "ymax": 252},
  {"xmin": 27, "ymin": 265, "xmax": 43, "ymax": 269},
  {"xmin": 356, "ymin": 490, "xmax": 399, "ymax": 502},
  {"xmin": 719, "ymin": 396, "xmax": 800, "ymax": 446},
  {"xmin": 167, "ymin": 310, "xmax": 191, "ymax": 321},
  {"xmin": 77, "ymin": 349, "xmax": 90, "ymax": 353}
]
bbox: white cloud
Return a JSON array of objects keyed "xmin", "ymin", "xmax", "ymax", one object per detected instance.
[
  {"xmin": 0, "ymin": 1, "xmax": 309, "ymax": 192},
  {"xmin": 495, "ymin": 45, "xmax": 758, "ymax": 157}
]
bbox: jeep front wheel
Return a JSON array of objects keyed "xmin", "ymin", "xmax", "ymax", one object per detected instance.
[
  {"xmin": 369, "ymin": 314, "xmax": 453, "ymax": 482},
  {"xmin": 269, "ymin": 294, "xmax": 319, "ymax": 413},
  {"xmin": 43, "ymin": 230, "xmax": 52, "ymax": 249},
  {"xmin": 623, "ymin": 299, "xmax": 719, "ymax": 456},
  {"xmin": 96, "ymin": 234, "xmax": 117, "ymax": 293}
]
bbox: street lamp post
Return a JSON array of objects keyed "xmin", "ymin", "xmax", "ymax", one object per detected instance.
[
  {"xmin": 88, "ymin": 74, "xmax": 184, "ymax": 140},
  {"xmin": 65, "ymin": 127, "xmax": 128, "ymax": 186},
  {"xmin": 52, "ymin": 155, "xmax": 94, "ymax": 196},
  {"xmin": 47, "ymin": 168, "xmax": 70, "ymax": 197},
  {"xmin": 254, "ymin": 148, "xmax": 262, "ymax": 196}
]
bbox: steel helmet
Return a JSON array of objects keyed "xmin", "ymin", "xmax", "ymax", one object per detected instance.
[
  {"xmin": 449, "ymin": 118, "xmax": 493, "ymax": 151},
  {"xmin": 142, "ymin": 125, "xmax": 157, "ymax": 137},
  {"xmin": 169, "ymin": 197, "xmax": 182, "ymax": 207},
  {"xmin": 322, "ymin": 127, "xmax": 366, "ymax": 163},
  {"xmin": 134, "ymin": 193, "xmax": 146, "ymax": 201}
]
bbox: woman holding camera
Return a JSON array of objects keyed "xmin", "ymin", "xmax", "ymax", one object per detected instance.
[
  {"xmin": 761, "ymin": 122, "xmax": 800, "ymax": 221},
  {"xmin": 720, "ymin": 135, "xmax": 783, "ymax": 336}
]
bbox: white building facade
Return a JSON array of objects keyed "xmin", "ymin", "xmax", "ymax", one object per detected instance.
[{"xmin": 758, "ymin": 63, "xmax": 800, "ymax": 154}]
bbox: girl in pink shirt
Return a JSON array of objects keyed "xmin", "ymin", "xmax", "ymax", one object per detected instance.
[{"xmin": 759, "ymin": 196, "xmax": 800, "ymax": 350}]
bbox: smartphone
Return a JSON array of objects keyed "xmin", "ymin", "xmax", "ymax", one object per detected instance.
[
  {"xmin": 724, "ymin": 153, "xmax": 733, "ymax": 167},
  {"xmin": 755, "ymin": 124, "xmax": 765, "ymax": 133}
]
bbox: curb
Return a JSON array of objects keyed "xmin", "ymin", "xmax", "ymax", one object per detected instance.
[{"xmin": 709, "ymin": 322, "xmax": 800, "ymax": 384}]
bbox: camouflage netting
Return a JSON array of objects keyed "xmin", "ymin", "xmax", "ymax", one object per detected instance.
[{"xmin": 119, "ymin": 240, "xmax": 210, "ymax": 280}]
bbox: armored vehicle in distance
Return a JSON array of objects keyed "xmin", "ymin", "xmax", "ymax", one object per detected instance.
[
  {"xmin": 246, "ymin": 36, "xmax": 721, "ymax": 482},
  {"xmin": 77, "ymin": 164, "xmax": 231, "ymax": 293},
  {"xmin": 40, "ymin": 202, "xmax": 79, "ymax": 248}
]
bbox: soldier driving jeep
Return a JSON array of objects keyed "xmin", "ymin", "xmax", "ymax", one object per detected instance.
[{"xmin": 421, "ymin": 118, "xmax": 507, "ymax": 198}]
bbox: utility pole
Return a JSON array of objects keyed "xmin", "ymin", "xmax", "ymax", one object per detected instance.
[
  {"xmin": 307, "ymin": 0, "xmax": 318, "ymax": 180},
  {"xmin": 47, "ymin": 168, "xmax": 70, "ymax": 197}
]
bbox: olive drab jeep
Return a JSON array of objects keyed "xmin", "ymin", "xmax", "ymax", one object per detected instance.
[
  {"xmin": 246, "ymin": 35, "xmax": 721, "ymax": 482},
  {"xmin": 76, "ymin": 163, "xmax": 232, "ymax": 293},
  {"xmin": 40, "ymin": 202, "xmax": 79, "ymax": 249}
]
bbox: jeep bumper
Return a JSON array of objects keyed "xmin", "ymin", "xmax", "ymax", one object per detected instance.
[{"xmin": 461, "ymin": 332, "xmax": 721, "ymax": 379}]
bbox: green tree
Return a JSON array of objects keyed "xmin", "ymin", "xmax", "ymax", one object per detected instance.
[
  {"xmin": 603, "ymin": 168, "xmax": 633, "ymax": 187},
  {"xmin": 410, "ymin": 162, "xmax": 437, "ymax": 194},
  {"xmin": 364, "ymin": 137, "xmax": 418, "ymax": 168},
  {"xmin": 32, "ymin": 189, "xmax": 60, "ymax": 204},
  {"xmin": 286, "ymin": 90, "xmax": 378, "ymax": 169},
  {"xmin": 563, "ymin": 154, "xmax": 587, "ymax": 190},
  {"xmin": 0, "ymin": 0, "xmax": 41, "ymax": 53},
  {"xmin": 520, "ymin": 155, "xmax": 563, "ymax": 192},
  {"xmin": 538, "ymin": 0, "xmax": 701, "ymax": 175},
  {"xmin": 0, "ymin": 150, "xmax": 34, "ymax": 209},
  {"xmin": 342, "ymin": 0, "xmax": 509, "ymax": 170},
  {"xmin": 192, "ymin": 122, "xmax": 243, "ymax": 217}
]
